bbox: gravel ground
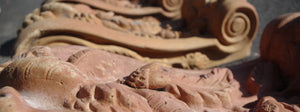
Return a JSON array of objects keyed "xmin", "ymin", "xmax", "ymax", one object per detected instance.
[{"xmin": 0, "ymin": 0, "xmax": 299, "ymax": 66}]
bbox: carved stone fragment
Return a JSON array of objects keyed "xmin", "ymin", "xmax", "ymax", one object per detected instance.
[
  {"xmin": 15, "ymin": 0, "xmax": 258, "ymax": 69},
  {"xmin": 248, "ymin": 12, "xmax": 300, "ymax": 112},
  {"xmin": 0, "ymin": 45, "xmax": 248, "ymax": 111},
  {"xmin": 0, "ymin": 1, "xmax": 299, "ymax": 112}
]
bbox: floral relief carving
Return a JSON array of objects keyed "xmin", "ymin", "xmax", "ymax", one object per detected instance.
[{"xmin": 0, "ymin": 0, "xmax": 299, "ymax": 112}]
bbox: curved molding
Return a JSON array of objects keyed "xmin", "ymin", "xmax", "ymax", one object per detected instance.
[{"xmin": 15, "ymin": 0, "xmax": 258, "ymax": 69}]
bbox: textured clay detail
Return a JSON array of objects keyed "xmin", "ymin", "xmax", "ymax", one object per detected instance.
[
  {"xmin": 0, "ymin": 2, "xmax": 300, "ymax": 112},
  {"xmin": 14, "ymin": 0, "xmax": 259, "ymax": 69},
  {"xmin": 0, "ymin": 45, "xmax": 247, "ymax": 111}
]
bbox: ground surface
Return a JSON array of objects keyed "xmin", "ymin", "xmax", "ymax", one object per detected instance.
[{"xmin": 0, "ymin": 0, "xmax": 299, "ymax": 66}]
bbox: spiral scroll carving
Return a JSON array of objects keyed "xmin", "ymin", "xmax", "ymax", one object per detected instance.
[
  {"xmin": 161, "ymin": 0, "xmax": 183, "ymax": 11},
  {"xmin": 211, "ymin": 0, "xmax": 258, "ymax": 53},
  {"xmin": 224, "ymin": 12, "xmax": 251, "ymax": 44},
  {"xmin": 14, "ymin": 0, "xmax": 258, "ymax": 69}
]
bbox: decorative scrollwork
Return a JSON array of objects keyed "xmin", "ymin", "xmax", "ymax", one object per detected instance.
[
  {"xmin": 15, "ymin": 0, "xmax": 258, "ymax": 69},
  {"xmin": 161, "ymin": 0, "xmax": 183, "ymax": 11},
  {"xmin": 210, "ymin": 0, "xmax": 258, "ymax": 53}
]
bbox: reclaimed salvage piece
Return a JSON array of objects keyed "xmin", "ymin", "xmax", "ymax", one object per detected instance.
[
  {"xmin": 0, "ymin": 12, "xmax": 299, "ymax": 112},
  {"xmin": 14, "ymin": 0, "xmax": 258, "ymax": 69},
  {"xmin": 0, "ymin": 45, "xmax": 245, "ymax": 111}
]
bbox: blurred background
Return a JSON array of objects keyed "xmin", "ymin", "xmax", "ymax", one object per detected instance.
[{"xmin": 0, "ymin": 0, "xmax": 299, "ymax": 65}]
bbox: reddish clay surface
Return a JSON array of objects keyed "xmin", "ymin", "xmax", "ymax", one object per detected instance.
[
  {"xmin": 14, "ymin": 0, "xmax": 258, "ymax": 69},
  {"xmin": 0, "ymin": 1, "xmax": 299, "ymax": 112}
]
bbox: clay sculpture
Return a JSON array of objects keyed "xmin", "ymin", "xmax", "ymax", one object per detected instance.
[
  {"xmin": 14, "ymin": 0, "xmax": 258, "ymax": 69},
  {"xmin": 0, "ymin": 45, "xmax": 246, "ymax": 111},
  {"xmin": 0, "ymin": 1, "xmax": 299, "ymax": 112}
]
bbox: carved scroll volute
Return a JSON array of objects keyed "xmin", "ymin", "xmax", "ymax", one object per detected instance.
[
  {"xmin": 159, "ymin": 0, "xmax": 183, "ymax": 12},
  {"xmin": 210, "ymin": 0, "xmax": 258, "ymax": 53}
]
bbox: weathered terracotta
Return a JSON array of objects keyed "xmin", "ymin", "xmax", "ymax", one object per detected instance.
[
  {"xmin": 0, "ymin": 0, "xmax": 299, "ymax": 111},
  {"xmin": 246, "ymin": 12, "xmax": 300, "ymax": 112},
  {"xmin": 14, "ymin": 0, "xmax": 258, "ymax": 69},
  {"xmin": 0, "ymin": 45, "xmax": 247, "ymax": 111},
  {"xmin": 252, "ymin": 12, "xmax": 300, "ymax": 112},
  {"xmin": 1, "ymin": 12, "xmax": 299, "ymax": 111}
]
